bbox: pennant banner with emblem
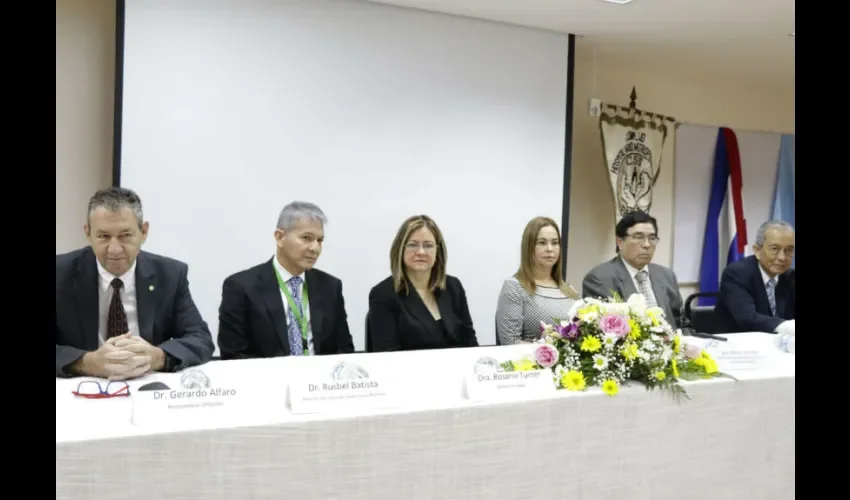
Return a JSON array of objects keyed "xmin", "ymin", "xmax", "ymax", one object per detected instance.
[{"xmin": 598, "ymin": 94, "xmax": 672, "ymax": 220}]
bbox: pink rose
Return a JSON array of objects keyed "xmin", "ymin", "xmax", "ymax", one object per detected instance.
[
  {"xmin": 600, "ymin": 314, "xmax": 630, "ymax": 337},
  {"xmin": 534, "ymin": 344, "xmax": 559, "ymax": 368}
]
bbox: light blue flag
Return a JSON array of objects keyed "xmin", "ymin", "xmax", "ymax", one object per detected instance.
[{"xmin": 771, "ymin": 134, "xmax": 795, "ymax": 267}]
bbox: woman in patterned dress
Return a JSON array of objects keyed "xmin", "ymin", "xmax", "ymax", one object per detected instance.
[{"xmin": 495, "ymin": 217, "xmax": 580, "ymax": 345}]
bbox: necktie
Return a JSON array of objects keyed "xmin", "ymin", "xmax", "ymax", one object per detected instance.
[
  {"xmin": 765, "ymin": 278, "xmax": 777, "ymax": 317},
  {"xmin": 286, "ymin": 276, "xmax": 306, "ymax": 356},
  {"xmin": 635, "ymin": 270, "xmax": 658, "ymax": 308},
  {"xmin": 107, "ymin": 278, "xmax": 129, "ymax": 339}
]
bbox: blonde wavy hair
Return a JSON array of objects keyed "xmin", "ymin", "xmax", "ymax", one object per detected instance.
[{"xmin": 514, "ymin": 216, "xmax": 579, "ymax": 298}]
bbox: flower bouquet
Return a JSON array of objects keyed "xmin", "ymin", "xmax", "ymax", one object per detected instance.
[{"xmin": 499, "ymin": 293, "xmax": 729, "ymax": 401}]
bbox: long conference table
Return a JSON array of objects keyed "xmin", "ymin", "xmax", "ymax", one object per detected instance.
[{"xmin": 56, "ymin": 332, "xmax": 794, "ymax": 500}]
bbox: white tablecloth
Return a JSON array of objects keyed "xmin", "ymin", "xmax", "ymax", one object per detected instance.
[{"xmin": 56, "ymin": 333, "xmax": 794, "ymax": 500}]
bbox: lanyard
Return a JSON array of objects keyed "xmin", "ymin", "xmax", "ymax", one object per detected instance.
[{"xmin": 272, "ymin": 265, "xmax": 310, "ymax": 353}]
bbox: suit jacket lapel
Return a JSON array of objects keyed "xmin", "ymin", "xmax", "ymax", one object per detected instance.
[
  {"xmin": 612, "ymin": 258, "xmax": 639, "ymax": 299},
  {"xmin": 74, "ymin": 249, "xmax": 100, "ymax": 350},
  {"xmin": 403, "ymin": 289, "xmax": 443, "ymax": 343},
  {"xmin": 648, "ymin": 266, "xmax": 670, "ymax": 312},
  {"xmin": 135, "ymin": 253, "xmax": 157, "ymax": 344},
  {"xmin": 305, "ymin": 270, "xmax": 324, "ymax": 354},
  {"xmin": 259, "ymin": 260, "xmax": 291, "ymax": 356}
]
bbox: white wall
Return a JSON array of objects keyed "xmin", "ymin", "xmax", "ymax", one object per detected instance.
[
  {"xmin": 56, "ymin": 0, "xmax": 115, "ymax": 252},
  {"xmin": 119, "ymin": 0, "xmax": 570, "ymax": 350}
]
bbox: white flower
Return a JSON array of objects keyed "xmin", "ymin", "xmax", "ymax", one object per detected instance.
[
  {"xmin": 646, "ymin": 306, "xmax": 665, "ymax": 318},
  {"xmin": 592, "ymin": 354, "xmax": 609, "ymax": 371},
  {"xmin": 540, "ymin": 321, "xmax": 554, "ymax": 335},
  {"xmin": 626, "ymin": 293, "xmax": 647, "ymax": 316},
  {"xmin": 601, "ymin": 302, "xmax": 630, "ymax": 316},
  {"xmin": 602, "ymin": 333, "xmax": 619, "ymax": 348}
]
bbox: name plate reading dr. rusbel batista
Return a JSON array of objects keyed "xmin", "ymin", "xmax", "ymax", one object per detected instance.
[
  {"xmin": 465, "ymin": 357, "xmax": 556, "ymax": 402},
  {"xmin": 131, "ymin": 369, "xmax": 242, "ymax": 426},
  {"xmin": 288, "ymin": 361, "xmax": 398, "ymax": 415}
]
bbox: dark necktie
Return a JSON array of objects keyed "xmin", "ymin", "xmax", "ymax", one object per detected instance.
[{"xmin": 107, "ymin": 278, "xmax": 129, "ymax": 339}]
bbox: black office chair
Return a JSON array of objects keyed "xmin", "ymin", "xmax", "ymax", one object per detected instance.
[
  {"xmin": 683, "ymin": 292, "xmax": 720, "ymax": 334},
  {"xmin": 365, "ymin": 311, "xmax": 373, "ymax": 352}
]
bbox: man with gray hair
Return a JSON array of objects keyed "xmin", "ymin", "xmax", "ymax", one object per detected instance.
[
  {"xmin": 55, "ymin": 187, "xmax": 215, "ymax": 379},
  {"xmin": 217, "ymin": 201, "xmax": 354, "ymax": 359},
  {"xmin": 714, "ymin": 220, "xmax": 795, "ymax": 334}
]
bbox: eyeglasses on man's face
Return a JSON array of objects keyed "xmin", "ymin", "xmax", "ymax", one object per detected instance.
[
  {"xmin": 626, "ymin": 233, "xmax": 659, "ymax": 245},
  {"xmin": 71, "ymin": 380, "xmax": 130, "ymax": 399}
]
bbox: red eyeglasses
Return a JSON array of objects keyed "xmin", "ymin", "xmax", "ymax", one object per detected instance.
[{"xmin": 71, "ymin": 380, "xmax": 131, "ymax": 399}]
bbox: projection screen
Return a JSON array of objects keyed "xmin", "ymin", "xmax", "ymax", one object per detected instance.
[{"xmin": 118, "ymin": 0, "xmax": 572, "ymax": 351}]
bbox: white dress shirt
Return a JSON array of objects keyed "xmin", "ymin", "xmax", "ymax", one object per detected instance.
[
  {"xmin": 273, "ymin": 257, "xmax": 315, "ymax": 355},
  {"xmin": 96, "ymin": 259, "xmax": 140, "ymax": 345},
  {"xmin": 621, "ymin": 257, "xmax": 658, "ymax": 306}
]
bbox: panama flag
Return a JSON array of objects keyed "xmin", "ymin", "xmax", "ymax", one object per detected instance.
[{"xmin": 698, "ymin": 127, "xmax": 748, "ymax": 306}]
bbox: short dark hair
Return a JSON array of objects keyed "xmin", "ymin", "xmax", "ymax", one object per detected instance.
[
  {"xmin": 87, "ymin": 186, "xmax": 144, "ymax": 228},
  {"xmin": 614, "ymin": 210, "xmax": 658, "ymax": 253}
]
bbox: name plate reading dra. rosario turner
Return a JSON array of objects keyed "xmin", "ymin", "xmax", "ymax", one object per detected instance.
[
  {"xmin": 288, "ymin": 361, "xmax": 399, "ymax": 415},
  {"xmin": 465, "ymin": 368, "xmax": 556, "ymax": 402}
]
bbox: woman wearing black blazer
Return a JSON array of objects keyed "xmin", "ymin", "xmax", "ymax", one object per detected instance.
[{"xmin": 367, "ymin": 215, "xmax": 479, "ymax": 352}]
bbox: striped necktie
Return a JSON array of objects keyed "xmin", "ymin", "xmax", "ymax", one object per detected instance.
[
  {"xmin": 765, "ymin": 278, "xmax": 777, "ymax": 317},
  {"xmin": 635, "ymin": 270, "xmax": 658, "ymax": 308}
]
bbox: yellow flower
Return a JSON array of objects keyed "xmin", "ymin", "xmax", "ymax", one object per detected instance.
[
  {"xmin": 699, "ymin": 351, "xmax": 714, "ymax": 362},
  {"xmin": 627, "ymin": 319, "xmax": 641, "ymax": 340},
  {"xmin": 693, "ymin": 356, "xmax": 705, "ymax": 367},
  {"xmin": 511, "ymin": 359, "xmax": 535, "ymax": 372},
  {"xmin": 621, "ymin": 342, "xmax": 638, "ymax": 361},
  {"xmin": 654, "ymin": 371, "xmax": 666, "ymax": 381},
  {"xmin": 561, "ymin": 370, "xmax": 586, "ymax": 391},
  {"xmin": 703, "ymin": 359, "xmax": 718, "ymax": 375},
  {"xmin": 646, "ymin": 308, "xmax": 661, "ymax": 326},
  {"xmin": 673, "ymin": 335, "xmax": 681, "ymax": 354},
  {"xmin": 580, "ymin": 336, "xmax": 602, "ymax": 353},
  {"xmin": 601, "ymin": 379, "xmax": 619, "ymax": 396},
  {"xmin": 671, "ymin": 359, "xmax": 679, "ymax": 378}
]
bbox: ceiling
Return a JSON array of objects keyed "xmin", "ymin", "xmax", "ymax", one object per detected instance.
[{"xmin": 365, "ymin": 0, "xmax": 795, "ymax": 89}]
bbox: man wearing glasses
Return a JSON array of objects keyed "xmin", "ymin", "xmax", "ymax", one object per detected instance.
[
  {"xmin": 582, "ymin": 210, "xmax": 685, "ymax": 328},
  {"xmin": 56, "ymin": 187, "xmax": 215, "ymax": 379},
  {"xmin": 714, "ymin": 220, "xmax": 795, "ymax": 334},
  {"xmin": 216, "ymin": 201, "xmax": 354, "ymax": 359}
]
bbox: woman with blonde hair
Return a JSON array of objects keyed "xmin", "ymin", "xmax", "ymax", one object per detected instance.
[
  {"xmin": 495, "ymin": 217, "xmax": 579, "ymax": 345},
  {"xmin": 367, "ymin": 215, "xmax": 479, "ymax": 352}
]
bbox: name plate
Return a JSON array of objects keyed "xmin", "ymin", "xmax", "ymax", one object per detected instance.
[
  {"xmin": 131, "ymin": 387, "xmax": 242, "ymax": 426},
  {"xmin": 288, "ymin": 378, "xmax": 398, "ymax": 415},
  {"xmin": 702, "ymin": 340, "xmax": 772, "ymax": 372},
  {"xmin": 465, "ymin": 369, "xmax": 556, "ymax": 402}
]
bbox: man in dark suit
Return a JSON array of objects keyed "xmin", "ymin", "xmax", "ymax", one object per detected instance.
[
  {"xmin": 56, "ymin": 187, "xmax": 215, "ymax": 379},
  {"xmin": 714, "ymin": 220, "xmax": 795, "ymax": 334},
  {"xmin": 217, "ymin": 201, "xmax": 354, "ymax": 359},
  {"xmin": 582, "ymin": 211, "xmax": 684, "ymax": 328}
]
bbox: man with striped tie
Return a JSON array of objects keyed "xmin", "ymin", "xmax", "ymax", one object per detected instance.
[
  {"xmin": 714, "ymin": 220, "xmax": 795, "ymax": 334},
  {"xmin": 582, "ymin": 211, "xmax": 685, "ymax": 328},
  {"xmin": 217, "ymin": 201, "xmax": 354, "ymax": 359}
]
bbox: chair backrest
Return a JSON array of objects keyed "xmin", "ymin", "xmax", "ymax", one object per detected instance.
[
  {"xmin": 365, "ymin": 311, "xmax": 373, "ymax": 352},
  {"xmin": 494, "ymin": 317, "xmax": 501, "ymax": 346},
  {"xmin": 683, "ymin": 292, "xmax": 720, "ymax": 334}
]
